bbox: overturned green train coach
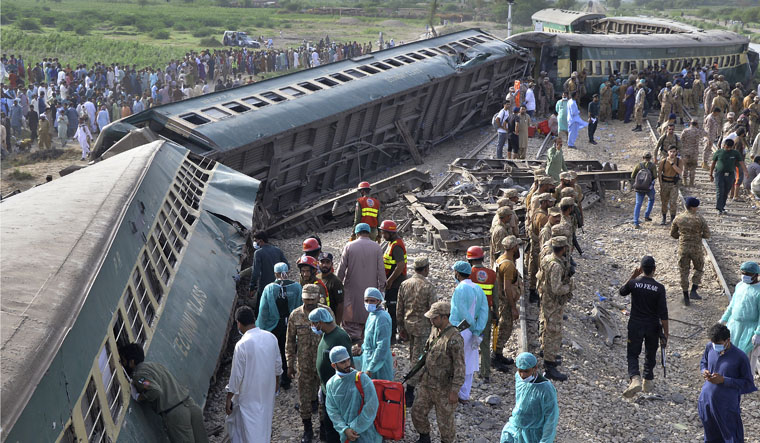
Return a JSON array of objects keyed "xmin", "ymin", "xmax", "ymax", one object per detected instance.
[{"xmin": 1, "ymin": 141, "xmax": 259, "ymax": 442}]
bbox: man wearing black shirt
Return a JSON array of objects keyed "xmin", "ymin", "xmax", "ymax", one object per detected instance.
[
  {"xmin": 619, "ymin": 256, "xmax": 669, "ymax": 398},
  {"xmin": 588, "ymin": 94, "xmax": 599, "ymax": 145}
]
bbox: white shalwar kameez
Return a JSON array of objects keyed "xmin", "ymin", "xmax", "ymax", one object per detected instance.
[
  {"xmin": 74, "ymin": 124, "xmax": 92, "ymax": 159},
  {"xmin": 225, "ymin": 327, "xmax": 282, "ymax": 443}
]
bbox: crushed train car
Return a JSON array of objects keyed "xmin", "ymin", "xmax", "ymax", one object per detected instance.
[
  {"xmin": 1, "ymin": 141, "xmax": 259, "ymax": 442},
  {"xmin": 94, "ymin": 29, "xmax": 533, "ymax": 224}
]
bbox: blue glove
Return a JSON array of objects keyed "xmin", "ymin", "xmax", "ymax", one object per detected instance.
[{"xmin": 232, "ymin": 273, "xmax": 241, "ymax": 282}]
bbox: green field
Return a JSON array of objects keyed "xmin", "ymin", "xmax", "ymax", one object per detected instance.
[{"xmin": 1, "ymin": 0, "xmax": 428, "ymax": 68}]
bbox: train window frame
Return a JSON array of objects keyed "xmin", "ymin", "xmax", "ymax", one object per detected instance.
[
  {"xmin": 125, "ymin": 288, "xmax": 147, "ymax": 345},
  {"xmin": 470, "ymin": 36, "xmax": 485, "ymax": 43},
  {"xmin": 222, "ymin": 101, "xmax": 250, "ymax": 113},
  {"xmin": 395, "ymin": 55, "xmax": 415, "ymax": 63},
  {"xmin": 408, "ymin": 52, "xmax": 427, "ymax": 60},
  {"xmin": 260, "ymin": 91, "xmax": 286, "ymax": 102},
  {"xmin": 584, "ymin": 60, "xmax": 592, "ymax": 74},
  {"xmin": 594, "ymin": 61, "xmax": 602, "ymax": 75},
  {"xmin": 80, "ymin": 377, "xmax": 107, "ymax": 443},
  {"xmin": 112, "ymin": 308, "xmax": 130, "ymax": 349},
  {"xmin": 279, "ymin": 86, "xmax": 306, "ymax": 97},
  {"xmin": 370, "ymin": 62, "xmax": 392, "ymax": 70},
  {"xmin": 297, "ymin": 81, "xmax": 321, "ymax": 92},
  {"xmin": 329, "ymin": 73, "xmax": 353, "ymax": 82},
  {"xmin": 344, "ymin": 69, "xmax": 366, "ymax": 79},
  {"xmin": 315, "ymin": 76, "xmax": 339, "ymax": 87},
  {"xmin": 98, "ymin": 340, "xmax": 124, "ymax": 424},
  {"xmin": 383, "ymin": 58, "xmax": 403, "ymax": 67},
  {"xmin": 200, "ymin": 107, "xmax": 230, "ymax": 119},
  {"xmin": 179, "ymin": 112, "xmax": 210, "ymax": 126},
  {"xmin": 242, "ymin": 96, "xmax": 269, "ymax": 108},
  {"xmin": 357, "ymin": 65, "xmax": 380, "ymax": 74},
  {"xmin": 59, "ymin": 422, "xmax": 78, "ymax": 443},
  {"xmin": 614, "ymin": 61, "xmax": 621, "ymax": 74},
  {"xmin": 131, "ymin": 268, "xmax": 157, "ymax": 326},
  {"xmin": 419, "ymin": 49, "xmax": 438, "ymax": 57}
]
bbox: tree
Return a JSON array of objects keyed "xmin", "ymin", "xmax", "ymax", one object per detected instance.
[
  {"xmin": 555, "ymin": 0, "xmax": 577, "ymax": 10},
  {"xmin": 607, "ymin": 0, "xmax": 621, "ymax": 9}
]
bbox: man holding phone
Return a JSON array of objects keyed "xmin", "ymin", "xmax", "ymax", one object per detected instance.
[{"xmin": 618, "ymin": 256, "xmax": 669, "ymax": 398}]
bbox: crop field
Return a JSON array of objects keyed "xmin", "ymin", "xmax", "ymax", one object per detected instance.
[{"xmin": 1, "ymin": 0, "xmax": 432, "ymax": 67}]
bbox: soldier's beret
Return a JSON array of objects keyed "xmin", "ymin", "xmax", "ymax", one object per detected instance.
[
  {"xmin": 685, "ymin": 197, "xmax": 700, "ymax": 208},
  {"xmin": 551, "ymin": 236, "xmax": 568, "ymax": 247}
]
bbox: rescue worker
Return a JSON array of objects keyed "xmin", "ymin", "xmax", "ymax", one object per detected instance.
[
  {"xmin": 359, "ymin": 287, "xmax": 394, "ymax": 381},
  {"xmin": 257, "ymin": 262, "xmax": 303, "ymax": 391},
  {"xmin": 411, "ymin": 301, "xmax": 466, "ymax": 443},
  {"xmin": 302, "ymin": 237, "xmax": 321, "ymax": 260},
  {"xmin": 499, "ymin": 352, "xmax": 559, "ymax": 443},
  {"xmin": 379, "ymin": 219, "xmax": 407, "ymax": 342},
  {"xmin": 680, "ymin": 119, "xmax": 709, "ymax": 187},
  {"xmin": 467, "ymin": 246, "xmax": 499, "ymax": 381},
  {"xmin": 285, "ymin": 284, "xmax": 332, "ymax": 443},
  {"xmin": 449, "ymin": 261, "xmax": 489, "ymax": 402},
  {"xmin": 529, "ymin": 193, "xmax": 554, "ymax": 303},
  {"xmin": 397, "ymin": 257, "xmax": 436, "ymax": 406},
  {"xmin": 494, "ymin": 236, "xmax": 523, "ymax": 368},
  {"xmin": 324, "ymin": 346, "xmax": 381, "ymax": 443},
  {"xmin": 654, "ymin": 123, "xmax": 681, "ymax": 164},
  {"xmin": 490, "ymin": 206, "xmax": 517, "ymax": 266},
  {"xmin": 318, "ymin": 252, "xmax": 345, "ymax": 325},
  {"xmin": 657, "ymin": 82, "xmax": 673, "ymax": 126},
  {"xmin": 353, "ymin": 182, "xmax": 381, "ymax": 241},
  {"xmin": 537, "ymin": 236, "xmax": 572, "ymax": 381},
  {"xmin": 298, "ymin": 255, "xmax": 329, "ymax": 307},
  {"xmin": 670, "ymin": 197, "xmax": 711, "ymax": 305},
  {"xmin": 118, "ymin": 343, "xmax": 209, "ymax": 443},
  {"xmin": 658, "ymin": 145, "xmax": 683, "ymax": 225},
  {"xmin": 720, "ymin": 261, "xmax": 760, "ymax": 357}
]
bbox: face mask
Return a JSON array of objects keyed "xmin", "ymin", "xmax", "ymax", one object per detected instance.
[
  {"xmin": 742, "ymin": 275, "xmax": 755, "ymax": 284},
  {"xmin": 335, "ymin": 368, "xmax": 352, "ymax": 377},
  {"xmin": 253, "ymin": 242, "xmax": 260, "ymax": 250},
  {"xmin": 712, "ymin": 343, "xmax": 725, "ymax": 352},
  {"xmin": 238, "ymin": 328, "xmax": 244, "ymax": 336},
  {"xmin": 310, "ymin": 326, "xmax": 323, "ymax": 335},
  {"xmin": 522, "ymin": 374, "xmax": 537, "ymax": 383},
  {"xmin": 365, "ymin": 303, "xmax": 377, "ymax": 313}
]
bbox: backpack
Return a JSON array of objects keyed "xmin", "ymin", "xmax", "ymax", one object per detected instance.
[
  {"xmin": 355, "ymin": 372, "xmax": 405, "ymax": 440},
  {"xmin": 633, "ymin": 162, "xmax": 653, "ymax": 192},
  {"xmin": 492, "ymin": 111, "xmax": 502, "ymax": 130}
]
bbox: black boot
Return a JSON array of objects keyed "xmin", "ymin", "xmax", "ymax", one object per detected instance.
[
  {"xmin": 690, "ymin": 285, "xmax": 702, "ymax": 300},
  {"xmin": 660, "ymin": 214, "xmax": 667, "ymax": 225},
  {"xmin": 543, "ymin": 361, "xmax": 568, "ymax": 382},
  {"xmin": 319, "ymin": 422, "xmax": 326, "ymax": 442},
  {"xmin": 670, "ymin": 214, "xmax": 675, "ymax": 224},
  {"xmin": 529, "ymin": 288, "xmax": 539, "ymax": 303},
  {"xmin": 683, "ymin": 291, "xmax": 690, "ymax": 306},
  {"xmin": 405, "ymin": 385, "xmax": 415, "ymax": 407},
  {"xmin": 301, "ymin": 419, "xmax": 313, "ymax": 443},
  {"xmin": 634, "ymin": 125, "xmax": 643, "ymax": 132},
  {"xmin": 492, "ymin": 353, "xmax": 514, "ymax": 372},
  {"xmin": 416, "ymin": 433, "xmax": 431, "ymax": 443},
  {"xmin": 312, "ymin": 399, "xmax": 319, "ymax": 413},
  {"xmin": 680, "ymin": 118, "xmax": 684, "ymax": 125}
]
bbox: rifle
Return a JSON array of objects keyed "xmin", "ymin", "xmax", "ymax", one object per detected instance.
[
  {"xmin": 401, "ymin": 325, "xmax": 456, "ymax": 384},
  {"xmin": 572, "ymin": 233, "xmax": 583, "ymax": 256},
  {"xmin": 659, "ymin": 329, "xmax": 667, "ymax": 378}
]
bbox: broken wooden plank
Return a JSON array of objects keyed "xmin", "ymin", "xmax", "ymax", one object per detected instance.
[
  {"xmin": 395, "ymin": 121, "xmax": 424, "ymax": 165},
  {"xmin": 404, "ymin": 193, "xmax": 451, "ymax": 240}
]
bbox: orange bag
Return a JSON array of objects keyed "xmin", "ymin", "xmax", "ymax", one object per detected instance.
[{"xmin": 354, "ymin": 371, "xmax": 406, "ymax": 441}]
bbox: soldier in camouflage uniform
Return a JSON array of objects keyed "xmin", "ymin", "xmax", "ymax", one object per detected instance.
[
  {"xmin": 494, "ymin": 235, "xmax": 523, "ymax": 367},
  {"xmin": 748, "ymin": 96, "xmax": 760, "ymax": 139},
  {"xmin": 703, "ymin": 106, "xmax": 722, "ymax": 168},
  {"xmin": 397, "ymin": 257, "xmax": 436, "ymax": 405},
  {"xmin": 490, "ymin": 206, "xmax": 516, "ymax": 266},
  {"xmin": 528, "ymin": 193, "xmax": 555, "ymax": 303},
  {"xmin": 558, "ymin": 196, "xmax": 579, "ymax": 256},
  {"xmin": 657, "ymin": 82, "xmax": 673, "ymax": 126},
  {"xmin": 654, "ymin": 123, "xmax": 681, "ymax": 164},
  {"xmin": 680, "ymin": 119, "xmax": 708, "ymax": 186},
  {"xmin": 711, "ymin": 90, "xmax": 729, "ymax": 128},
  {"xmin": 537, "ymin": 236, "xmax": 573, "ymax": 382},
  {"xmin": 670, "ymin": 197, "xmax": 711, "ymax": 306},
  {"xmin": 411, "ymin": 301, "xmax": 465, "ymax": 443},
  {"xmin": 671, "ymin": 79, "xmax": 684, "ymax": 125},
  {"xmin": 539, "ymin": 207, "xmax": 562, "ymax": 251},
  {"xmin": 658, "ymin": 145, "xmax": 683, "ymax": 225},
  {"xmin": 541, "ymin": 224, "xmax": 571, "ymax": 262},
  {"xmin": 599, "ymin": 80, "xmax": 612, "ymax": 122},
  {"xmin": 286, "ymin": 284, "xmax": 334, "ymax": 442},
  {"xmin": 491, "ymin": 198, "xmax": 519, "ymax": 237}
]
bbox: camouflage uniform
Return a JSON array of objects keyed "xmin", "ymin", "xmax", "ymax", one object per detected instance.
[
  {"xmin": 540, "ymin": 79, "xmax": 555, "ymax": 117},
  {"xmin": 711, "ymin": 95, "xmax": 729, "ymax": 127},
  {"xmin": 671, "ymin": 83, "xmax": 683, "ymax": 120},
  {"xmin": 494, "ymin": 250, "xmax": 522, "ymax": 356},
  {"xmin": 655, "ymin": 132, "xmax": 681, "ymax": 163},
  {"xmin": 285, "ymin": 303, "xmax": 332, "ymax": 420},
  {"xmin": 657, "ymin": 87, "xmax": 673, "ymax": 125},
  {"xmin": 397, "ymin": 272, "xmax": 436, "ymax": 387},
  {"xmin": 529, "ymin": 205, "xmax": 550, "ymax": 290},
  {"xmin": 537, "ymin": 243, "xmax": 573, "ymax": 363},
  {"xmin": 748, "ymin": 100, "xmax": 760, "ymax": 138},
  {"xmin": 680, "ymin": 125, "xmax": 708, "ymax": 186},
  {"xmin": 411, "ymin": 320, "xmax": 465, "ymax": 443},
  {"xmin": 670, "ymin": 211, "xmax": 711, "ymax": 292},
  {"xmin": 490, "ymin": 208, "xmax": 515, "ymax": 267},
  {"xmin": 659, "ymin": 158, "xmax": 682, "ymax": 218},
  {"xmin": 703, "ymin": 114, "xmax": 722, "ymax": 165},
  {"xmin": 692, "ymin": 78, "xmax": 704, "ymax": 105},
  {"xmin": 600, "ymin": 83, "xmax": 612, "ymax": 122}
]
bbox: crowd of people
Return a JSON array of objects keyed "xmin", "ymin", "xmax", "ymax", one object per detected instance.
[{"xmin": 0, "ymin": 33, "xmax": 397, "ymax": 159}]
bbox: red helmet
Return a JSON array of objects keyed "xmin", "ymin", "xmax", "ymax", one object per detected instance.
[
  {"xmin": 297, "ymin": 255, "xmax": 319, "ymax": 270},
  {"xmin": 302, "ymin": 238, "xmax": 321, "ymax": 252},
  {"xmin": 466, "ymin": 246, "xmax": 485, "ymax": 261},
  {"xmin": 378, "ymin": 220, "xmax": 397, "ymax": 232},
  {"xmin": 357, "ymin": 181, "xmax": 371, "ymax": 190}
]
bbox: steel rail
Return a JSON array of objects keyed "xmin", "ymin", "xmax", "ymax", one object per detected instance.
[{"xmin": 429, "ymin": 131, "xmax": 498, "ymax": 194}]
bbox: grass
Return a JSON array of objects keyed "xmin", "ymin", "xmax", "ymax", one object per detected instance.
[
  {"xmin": 2, "ymin": 0, "xmax": 427, "ymax": 68},
  {"xmin": 7, "ymin": 169, "xmax": 34, "ymax": 181}
]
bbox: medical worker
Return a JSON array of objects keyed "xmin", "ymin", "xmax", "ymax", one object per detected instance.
[
  {"xmin": 566, "ymin": 91, "xmax": 588, "ymax": 149},
  {"xmin": 325, "ymin": 346, "xmax": 381, "ymax": 443},
  {"xmin": 720, "ymin": 261, "xmax": 760, "ymax": 356},
  {"xmin": 500, "ymin": 352, "xmax": 559, "ymax": 443},
  {"xmin": 359, "ymin": 287, "xmax": 394, "ymax": 381},
  {"xmin": 449, "ymin": 261, "xmax": 489, "ymax": 403}
]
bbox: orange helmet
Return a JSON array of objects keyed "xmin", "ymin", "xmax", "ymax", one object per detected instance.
[
  {"xmin": 466, "ymin": 246, "xmax": 485, "ymax": 261},
  {"xmin": 357, "ymin": 181, "xmax": 371, "ymax": 190},
  {"xmin": 378, "ymin": 220, "xmax": 397, "ymax": 232},
  {"xmin": 297, "ymin": 255, "xmax": 319, "ymax": 270},
  {"xmin": 302, "ymin": 237, "xmax": 321, "ymax": 252}
]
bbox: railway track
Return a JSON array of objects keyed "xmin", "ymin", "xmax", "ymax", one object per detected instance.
[{"xmin": 645, "ymin": 108, "xmax": 759, "ymax": 296}]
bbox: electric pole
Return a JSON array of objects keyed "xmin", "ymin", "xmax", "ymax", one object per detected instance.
[{"xmin": 507, "ymin": 0, "xmax": 514, "ymax": 38}]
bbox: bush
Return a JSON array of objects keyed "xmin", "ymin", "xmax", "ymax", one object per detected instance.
[
  {"xmin": 114, "ymin": 14, "xmax": 137, "ymax": 26},
  {"xmin": 40, "ymin": 16, "xmax": 56, "ymax": 26},
  {"xmin": 174, "ymin": 22, "xmax": 187, "ymax": 31},
  {"xmin": 8, "ymin": 169, "xmax": 34, "ymax": 181},
  {"xmin": 282, "ymin": 22, "xmax": 292, "ymax": 29},
  {"xmin": 74, "ymin": 22, "xmax": 91, "ymax": 35},
  {"xmin": 443, "ymin": 3, "xmax": 458, "ymax": 12},
  {"xmin": 57, "ymin": 20, "xmax": 75, "ymax": 32},
  {"xmin": 151, "ymin": 29, "xmax": 170, "ymax": 39},
  {"xmin": 192, "ymin": 27, "xmax": 216, "ymax": 37},
  {"xmin": 199, "ymin": 37, "xmax": 223, "ymax": 47},
  {"xmin": 199, "ymin": 16, "xmax": 222, "ymax": 27},
  {"xmin": 162, "ymin": 17, "xmax": 175, "ymax": 27},
  {"xmin": 18, "ymin": 18, "xmax": 42, "ymax": 31}
]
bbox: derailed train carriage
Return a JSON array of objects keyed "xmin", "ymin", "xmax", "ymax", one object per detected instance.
[
  {"xmin": 94, "ymin": 29, "xmax": 533, "ymax": 224},
  {"xmin": 1, "ymin": 141, "xmax": 259, "ymax": 442}
]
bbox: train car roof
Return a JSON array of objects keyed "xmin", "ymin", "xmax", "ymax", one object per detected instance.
[
  {"xmin": 509, "ymin": 29, "xmax": 749, "ymax": 49},
  {"xmin": 531, "ymin": 8, "xmax": 606, "ymax": 26},
  {"xmin": 116, "ymin": 29, "xmax": 526, "ymax": 154},
  {"xmin": 595, "ymin": 16, "xmax": 701, "ymax": 33}
]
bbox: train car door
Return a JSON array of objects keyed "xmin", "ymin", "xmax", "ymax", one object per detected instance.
[{"xmin": 570, "ymin": 48, "xmax": 580, "ymax": 74}]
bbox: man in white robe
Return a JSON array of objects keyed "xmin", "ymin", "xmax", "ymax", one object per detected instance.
[
  {"xmin": 566, "ymin": 91, "xmax": 588, "ymax": 149},
  {"xmin": 225, "ymin": 306, "xmax": 282, "ymax": 443}
]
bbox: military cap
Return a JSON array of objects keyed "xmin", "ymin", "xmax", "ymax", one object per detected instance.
[
  {"xmin": 302, "ymin": 284, "xmax": 322, "ymax": 300},
  {"xmin": 666, "ymin": 81, "xmax": 672, "ymax": 87},
  {"xmin": 538, "ymin": 192, "xmax": 555, "ymax": 202},
  {"xmin": 329, "ymin": 346, "xmax": 351, "ymax": 363},
  {"xmin": 560, "ymin": 187, "xmax": 576, "ymax": 197},
  {"xmin": 551, "ymin": 236, "xmax": 568, "ymax": 247},
  {"xmin": 424, "ymin": 301, "xmax": 452, "ymax": 318},
  {"xmin": 685, "ymin": 197, "xmax": 700, "ymax": 208},
  {"xmin": 740, "ymin": 261, "xmax": 760, "ymax": 275},
  {"xmin": 501, "ymin": 235, "xmax": 523, "ymax": 250},
  {"xmin": 413, "ymin": 257, "xmax": 429, "ymax": 269},
  {"xmin": 560, "ymin": 197, "xmax": 576, "ymax": 207},
  {"xmin": 559, "ymin": 171, "xmax": 573, "ymax": 181},
  {"xmin": 516, "ymin": 352, "xmax": 538, "ymax": 370},
  {"xmin": 539, "ymin": 176, "xmax": 555, "ymax": 185},
  {"xmin": 548, "ymin": 207, "xmax": 561, "ymax": 216},
  {"xmin": 497, "ymin": 197, "xmax": 511, "ymax": 207},
  {"xmin": 503, "ymin": 188, "xmax": 519, "ymax": 198},
  {"xmin": 497, "ymin": 206, "xmax": 514, "ymax": 218},
  {"xmin": 551, "ymin": 224, "xmax": 570, "ymax": 239},
  {"xmin": 568, "ymin": 171, "xmax": 578, "ymax": 179}
]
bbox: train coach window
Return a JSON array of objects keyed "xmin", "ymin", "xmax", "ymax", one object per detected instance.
[
  {"xmin": 584, "ymin": 61, "xmax": 592, "ymax": 74},
  {"xmin": 396, "ymin": 55, "xmax": 415, "ymax": 63},
  {"xmin": 408, "ymin": 52, "xmax": 427, "ymax": 60},
  {"xmin": 297, "ymin": 81, "xmax": 321, "ymax": 92},
  {"xmin": 420, "ymin": 49, "xmax": 438, "ymax": 57},
  {"xmin": 260, "ymin": 91, "xmax": 286, "ymax": 102},
  {"xmin": 329, "ymin": 73, "xmax": 353, "ymax": 82},
  {"xmin": 594, "ymin": 61, "xmax": 602, "ymax": 75},
  {"xmin": 222, "ymin": 102, "xmax": 251, "ymax": 113},
  {"xmin": 81, "ymin": 378, "xmax": 106, "ymax": 443},
  {"xmin": 132, "ymin": 270, "xmax": 156, "ymax": 326},
  {"xmin": 614, "ymin": 61, "xmax": 621, "ymax": 74},
  {"xmin": 383, "ymin": 58, "xmax": 403, "ymax": 67},
  {"xmin": 315, "ymin": 76, "xmax": 339, "ymax": 87},
  {"xmin": 125, "ymin": 289, "xmax": 147, "ymax": 344},
  {"xmin": 344, "ymin": 69, "xmax": 366, "ymax": 78},
  {"xmin": 201, "ymin": 107, "xmax": 230, "ymax": 119},
  {"xmin": 242, "ymin": 96, "xmax": 270, "ymax": 108},
  {"xmin": 604, "ymin": 62, "xmax": 611, "ymax": 76},
  {"xmin": 179, "ymin": 112, "xmax": 210, "ymax": 126},
  {"xmin": 357, "ymin": 65, "xmax": 380, "ymax": 74},
  {"xmin": 99, "ymin": 341, "xmax": 124, "ymax": 423},
  {"xmin": 112, "ymin": 309, "xmax": 129, "ymax": 349},
  {"xmin": 371, "ymin": 62, "xmax": 392, "ymax": 70},
  {"xmin": 470, "ymin": 36, "xmax": 485, "ymax": 43},
  {"xmin": 450, "ymin": 42, "xmax": 467, "ymax": 52},
  {"xmin": 437, "ymin": 46, "xmax": 456, "ymax": 55},
  {"xmin": 142, "ymin": 250, "xmax": 165, "ymax": 307},
  {"xmin": 60, "ymin": 424, "xmax": 78, "ymax": 443}
]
